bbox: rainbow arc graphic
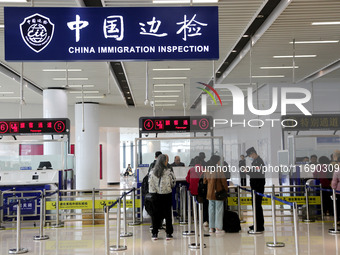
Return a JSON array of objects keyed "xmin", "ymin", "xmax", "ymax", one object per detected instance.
[{"xmin": 197, "ymin": 82, "xmax": 222, "ymax": 106}]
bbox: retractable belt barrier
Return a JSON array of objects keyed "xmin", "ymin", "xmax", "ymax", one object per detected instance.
[{"xmin": 239, "ymin": 186, "xmax": 299, "ymax": 254}]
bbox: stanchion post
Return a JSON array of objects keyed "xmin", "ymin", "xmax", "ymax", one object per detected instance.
[
  {"xmin": 319, "ymin": 184, "xmax": 324, "ymax": 221},
  {"xmin": 303, "ymin": 184, "xmax": 314, "ymax": 222},
  {"xmin": 128, "ymin": 188, "xmax": 141, "ymax": 226},
  {"xmin": 183, "ymin": 192, "xmax": 194, "ymax": 236},
  {"xmin": 189, "ymin": 198, "xmax": 199, "ymax": 249},
  {"xmin": 266, "ymin": 185, "xmax": 284, "ymax": 247},
  {"xmin": 293, "ymin": 202, "xmax": 300, "ymax": 255},
  {"xmin": 198, "ymin": 202, "xmax": 206, "ymax": 251},
  {"xmin": 51, "ymin": 190, "xmax": 64, "ymax": 228},
  {"xmin": 34, "ymin": 190, "xmax": 49, "ymax": 240},
  {"xmin": 120, "ymin": 194, "xmax": 133, "ymax": 237},
  {"xmin": 328, "ymin": 189, "xmax": 340, "ymax": 234},
  {"xmin": 180, "ymin": 186, "xmax": 187, "ymax": 225},
  {"xmin": 248, "ymin": 189, "xmax": 262, "ymax": 235},
  {"xmin": 110, "ymin": 198, "xmax": 127, "ymax": 251},
  {"xmin": 9, "ymin": 199, "xmax": 28, "ymax": 254},
  {"xmin": 92, "ymin": 188, "xmax": 95, "ymax": 225},
  {"xmin": 238, "ymin": 187, "xmax": 245, "ymax": 223},
  {"xmin": 104, "ymin": 206, "xmax": 110, "ymax": 255},
  {"xmin": 0, "ymin": 191, "xmax": 5, "ymax": 230}
]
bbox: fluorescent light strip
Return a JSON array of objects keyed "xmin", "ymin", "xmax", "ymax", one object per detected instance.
[
  {"xmin": 76, "ymin": 96, "xmax": 105, "ymax": 99},
  {"xmin": 0, "ymin": 97, "xmax": 20, "ymax": 100},
  {"xmin": 260, "ymin": 66, "xmax": 299, "ymax": 69},
  {"xmin": 1, "ymin": 0, "xmax": 28, "ymax": 2},
  {"xmin": 155, "ymin": 100, "xmax": 177, "ymax": 103},
  {"xmin": 154, "ymin": 84, "xmax": 184, "ymax": 87},
  {"xmin": 43, "ymin": 69, "xmax": 82, "ymax": 72},
  {"xmin": 155, "ymin": 104, "xmax": 176, "ymax": 107},
  {"xmin": 67, "ymin": 85, "xmax": 94, "ymax": 88},
  {"xmin": 289, "ymin": 40, "xmax": 339, "ymax": 44},
  {"xmin": 153, "ymin": 68, "xmax": 191, "ymax": 71},
  {"xmin": 273, "ymin": 55, "xmax": 316, "ymax": 58},
  {"xmin": 153, "ymin": 0, "xmax": 218, "ymax": 3},
  {"xmin": 252, "ymin": 75, "xmax": 285, "ymax": 78},
  {"xmin": 154, "ymin": 95, "xmax": 179, "ymax": 98},
  {"xmin": 154, "ymin": 90, "xmax": 181, "ymax": 93},
  {"xmin": 53, "ymin": 78, "xmax": 88, "ymax": 81},
  {"xmin": 0, "ymin": 92, "xmax": 14, "ymax": 94},
  {"xmin": 69, "ymin": 90, "xmax": 98, "ymax": 94},
  {"xmin": 153, "ymin": 77, "xmax": 187, "ymax": 80},
  {"xmin": 312, "ymin": 21, "xmax": 340, "ymax": 25}
]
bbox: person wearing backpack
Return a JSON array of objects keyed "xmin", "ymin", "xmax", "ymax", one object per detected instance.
[
  {"xmin": 204, "ymin": 155, "xmax": 228, "ymax": 234},
  {"xmin": 149, "ymin": 154, "xmax": 176, "ymax": 240},
  {"xmin": 186, "ymin": 156, "xmax": 208, "ymax": 225}
]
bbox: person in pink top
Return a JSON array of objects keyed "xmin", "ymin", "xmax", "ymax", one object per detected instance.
[{"xmin": 331, "ymin": 150, "xmax": 340, "ymax": 222}]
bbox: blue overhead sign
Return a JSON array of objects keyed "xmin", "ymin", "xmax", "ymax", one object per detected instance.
[{"xmin": 4, "ymin": 7, "xmax": 219, "ymax": 61}]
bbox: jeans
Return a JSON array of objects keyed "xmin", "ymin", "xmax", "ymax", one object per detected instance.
[{"xmin": 208, "ymin": 200, "xmax": 224, "ymax": 230}]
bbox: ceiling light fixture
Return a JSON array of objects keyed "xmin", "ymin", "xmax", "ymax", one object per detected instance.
[
  {"xmin": 43, "ymin": 69, "xmax": 82, "ymax": 72},
  {"xmin": 0, "ymin": 97, "xmax": 20, "ymax": 100},
  {"xmin": 153, "ymin": 0, "xmax": 218, "ymax": 3},
  {"xmin": 252, "ymin": 75, "xmax": 285, "ymax": 78},
  {"xmin": 0, "ymin": 92, "xmax": 14, "ymax": 94},
  {"xmin": 1, "ymin": 0, "xmax": 28, "ymax": 2},
  {"xmin": 154, "ymin": 84, "xmax": 184, "ymax": 87},
  {"xmin": 67, "ymin": 84, "xmax": 94, "ymax": 88},
  {"xmin": 155, "ymin": 100, "xmax": 177, "ymax": 103},
  {"xmin": 273, "ymin": 55, "xmax": 316, "ymax": 58},
  {"xmin": 153, "ymin": 77, "xmax": 187, "ymax": 80},
  {"xmin": 154, "ymin": 104, "xmax": 176, "ymax": 107},
  {"xmin": 69, "ymin": 91, "xmax": 99, "ymax": 94},
  {"xmin": 53, "ymin": 78, "xmax": 88, "ymax": 81},
  {"xmin": 76, "ymin": 96, "xmax": 105, "ymax": 99},
  {"xmin": 154, "ymin": 95, "xmax": 179, "ymax": 98},
  {"xmin": 312, "ymin": 21, "xmax": 340, "ymax": 25},
  {"xmin": 260, "ymin": 66, "xmax": 299, "ymax": 69},
  {"xmin": 0, "ymin": 25, "xmax": 4, "ymax": 29},
  {"xmin": 153, "ymin": 68, "xmax": 191, "ymax": 71},
  {"xmin": 154, "ymin": 90, "xmax": 181, "ymax": 93},
  {"xmin": 289, "ymin": 40, "xmax": 339, "ymax": 44}
]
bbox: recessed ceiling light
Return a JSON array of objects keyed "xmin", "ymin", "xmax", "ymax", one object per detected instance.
[
  {"xmin": 260, "ymin": 66, "xmax": 299, "ymax": 69},
  {"xmin": 154, "ymin": 95, "xmax": 179, "ymax": 98},
  {"xmin": 43, "ymin": 69, "xmax": 82, "ymax": 72},
  {"xmin": 312, "ymin": 21, "xmax": 340, "ymax": 25},
  {"xmin": 252, "ymin": 75, "xmax": 285, "ymax": 78},
  {"xmin": 289, "ymin": 40, "xmax": 339, "ymax": 44},
  {"xmin": 53, "ymin": 78, "xmax": 88, "ymax": 81},
  {"xmin": 153, "ymin": 0, "xmax": 218, "ymax": 3},
  {"xmin": 0, "ymin": 92, "xmax": 14, "ymax": 94},
  {"xmin": 153, "ymin": 68, "xmax": 191, "ymax": 71},
  {"xmin": 0, "ymin": 25, "xmax": 4, "ymax": 29},
  {"xmin": 154, "ymin": 90, "xmax": 181, "ymax": 93},
  {"xmin": 154, "ymin": 84, "xmax": 184, "ymax": 87},
  {"xmin": 273, "ymin": 55, "xmax": 316, "ymax": 58},
  {"xmin": 155, "ymin": 100, "xmax": 177, "ymax": 103},
  {"xmin": 231, "ymin": 50, "xmax": 237, "ymax": 53},
  {"xmin": 76, "ymin": 96, "xmax": 105, "ymax": 99},
  {"xmin": 153, "ymin": 77, "xmax": 187, "ymax": 80},
  {"xmin": 67, "ymin": 84, "xmax": 94, "ymax": 88},
  {"xmin": 154, "ymin": 104, "xmax": 176, "ymax": 107},
  {"xmin": 1, "ymin": 0, "xmax": 28, "ymax": 2},
  {"xmin": 69, "ymin": 91, "xmax": 99, "ymax": 94},
  {"xmin": 242, "ymin": 35, "xmax": 249, "ymax": 38}
]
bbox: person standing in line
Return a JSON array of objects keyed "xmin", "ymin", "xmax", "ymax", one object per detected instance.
[
  {"xmin": 148, "ymin": 151, "xmax": 162, "ymax": 174},
  {"xmin": 331, "ymin": 150, "xmax": 340, "ymax": 224},
  {"xmin": 204, "ymin": 155, "xmax": 228, "ymax": 233},
  {"xmin": 243, "ymin": 147, "xmax": 265, "ymax": 232},
  {"xmin": 239, "ymin": 155, "xmax": 247, "ymax": 186},
  {"xmin": 149, "ymin": 154, "xmax": 176, "ymax": 240}
]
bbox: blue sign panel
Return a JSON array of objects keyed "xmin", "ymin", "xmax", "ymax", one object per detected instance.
[{"xmin": 5, "ymin": 7, "xmax": 219, "ymax": 61}]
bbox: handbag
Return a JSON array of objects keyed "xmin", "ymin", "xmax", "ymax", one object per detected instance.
[{"xmin": 215, "ymin": 188, "xmax": 228, "ymax": 200}]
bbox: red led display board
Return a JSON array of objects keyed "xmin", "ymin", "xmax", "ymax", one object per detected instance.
[
  {"xmin": 0, "ymin": 118, "xmax": 70, "ymax": 136},
  {"xmin": 139, "ymin": 116, "xmax": 213, "ymax": 133}
]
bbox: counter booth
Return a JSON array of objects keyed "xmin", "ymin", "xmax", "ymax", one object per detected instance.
[
  {"xmin": 0, "ymin": 118, "xmax": 73, "ymax": 221},
  {"xmin": 135, "ymin": 116, "xmax": 224, "ymax": 221}
]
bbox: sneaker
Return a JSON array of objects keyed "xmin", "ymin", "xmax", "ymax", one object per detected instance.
[
  {"xmin": 209, "ymin": 228, "xmax": 215, "ymax": 233},
  {"xmin": 152, "ymin": 234, "xmax": 158, "ymax": 240},
  {"xmin": 203, "ymin": 221, "xmax": 209, "ymax": 227},
  {"xmin": 166, "ymin": 234, "xmax": 173, "ymax": 240},
  {"xmin": 215, "ymin": 229, "xmax": 225, "ymax": 234}
]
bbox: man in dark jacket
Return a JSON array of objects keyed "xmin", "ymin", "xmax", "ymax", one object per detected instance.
[
  {"xmin": 239, "ymin": 155, "xmax": 246, "ymax": 186},
  {"xmin": 244, "ymin": 147, "xmax": 265, "ymax": 232}
]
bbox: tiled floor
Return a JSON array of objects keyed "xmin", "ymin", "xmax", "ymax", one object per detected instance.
[{"xmin": 0, "ymin": 217, "xmax": 340, "ymax": 255}]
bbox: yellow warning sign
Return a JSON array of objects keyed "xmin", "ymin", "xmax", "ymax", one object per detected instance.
[
  {"xmin": 227, "ymin": 196, "xmax": 321, "ymax": 206},
  {"xmin": 46, "ymin": 199, "xmax": 141, "ymax": 210}
]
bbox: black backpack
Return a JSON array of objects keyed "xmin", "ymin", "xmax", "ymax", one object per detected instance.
[
  {"xmin": 197, "ymin": 175, "xmax": 207, "ymax": 198},
  {"xmin": 223, "ymin": 210, "xmax": 241, "ymax": 233},
  {"xmin": 141, "ymin": 174, "xmax": 149, "ymax": 197}
]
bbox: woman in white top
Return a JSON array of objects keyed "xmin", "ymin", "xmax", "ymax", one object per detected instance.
[{"xmin": 149, "ymin": 154, "xmax": 176, "ymax": 240}]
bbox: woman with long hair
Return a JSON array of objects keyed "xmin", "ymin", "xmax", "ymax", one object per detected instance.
[{"xmin": 149, "ymin": 154, "xmax": 176, "ymax": 240}]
